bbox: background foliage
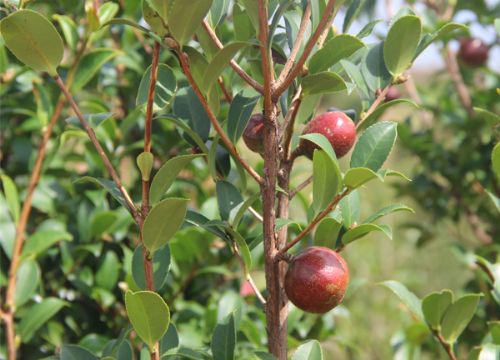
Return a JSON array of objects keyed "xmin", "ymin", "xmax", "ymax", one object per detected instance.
[{"xmin": 0, "ymin": 0, "xmax": 499, "ymax": 359}]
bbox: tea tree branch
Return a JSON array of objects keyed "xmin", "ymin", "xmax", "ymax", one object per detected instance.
[
  {"xmin": 356, "ymin": 86, "xmax": 390, "ymax": 130},
  {"xmin": 276, "ymin": 3, "xmax": 311, "ymax": 88},
  {"xmin": 444, "ymin": 48, "xmax": 473, "ymax": 117},
  {"xmin": 177, "ymin": 51, "xmax": 263, "ymax": 185},
  {"xmin": 201, "ymin": 20, "xmax": 264, "ymax": 94},
  {"xmin": 53, "ymin": 75, "xmax": 140, "ymax": 222},
  {"xmin": 278, "ymin": 189, "xmax": 350, "ymax": 256},
  {"xmin": 273, "ymin": 0, "xmax": 337, "ymax": 98}
]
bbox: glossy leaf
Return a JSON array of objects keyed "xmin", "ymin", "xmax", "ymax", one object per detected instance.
[
  {"xmin": 361, "ymin": 43, "xmax": 391, "ymax": 94},
  {"xmin": 0, "ymin": 174, "xmax": 19, "ymax": 223},
  {"xmin": 350, "ymin": 122, "xmax": 398, "ymax": 171},
  {"xmin": 364, "ymin": 204, "xmax": 414, "ymax": 223},
  {"xmin": 96, "ymin": 251, "xmax": 120, "ymax": 290},
  {"xmin": 211, "ymin": 313, "xmax": 236, "ymax": 360},
  {"xmin": 299, "ymin": 133, "xmax": 339, "ymax": 163},
  {"xmin": 142, "ymin": 0, "xmax": 168, "ymax": 37},
  {"xmin": 174, "ymin": 88, "xmax": 211, "ymax": 143},
  {"xmin": 142, "ymin": 198, "xmax": 188, "ymax": 253},
  {"xmin": 343, "ymin": 0, "xmax": 365, "ymax": 33},
  {"xmin": 145, "ymin": 0, "xmax": 170, "ymax": 22},
  {"xmin": 314, "ymin": 218, "xmax": 342, "ymax": 248},
  {"xmin": 230, "ymin": 193, "xmax": 259, "ymax": 227},
  {"xmin": 309, "ymin": 35, "xmax": 365, "ymax": 73},
  {"xmin": 422, "ymin": 290, "xmax": 453, "ymax": 329},
  {"xmin": 15, "ymin": 259, "xmax": 40, "ymax": 307},
  {"xmin": 358, "ymin": 99, "xmax": 418, "ymax": 131},
  {"xmin": 132, "ymin": 245, "xmax": 171, "ymax": 290},
  {"xmin": 60, "ymin": 344, "xmax": 98, "ymax": 360},
  {"xmin": 381, "ymin": 280, "xmax": 424, "ymax": 321},
  {"xmin": 216, "ymin": 181, "xmax": 243, "ymax": 221},
  {"xmin": 125, "ymin": 291, "xmax": 170, "ymax": 350},
  {"xmin": 202, "ymin": 42, "xmax": 247, "ymax": 91},
  {"xmin": 65, "ymin": 113, "xmax": 113, "ymax": 129},
  {"xmin": 344, "ymin": 167, "xmax": 382, "ymax": 189},
  {"xmin": 168, "ymin": 0, "xmax": 213, "ymax": 45},
  {"xmin": 441, "ymin": 294, "xmax": 481, "ymax": 343},
  {"xmin": 158, "ymin": 116, "xmax": 209, "ymax": 153},
  {"xmin": 313, "ymin": 150, "xmax": 342, "ymax": 213},
  {"xmin": 0, "ymin": 10, "xmax": 63, "ymax": 75},
  {"xmin": 226, "ymin": 227, "xmax": 252, "ymax": 275},
  {"xmin": 415, "ymin": 22, "xmax": 466, "ymax": 57},
  {"xmin": 149, "ymin": 154, "xmax": 201, "ymax": 204},
  {"xmin": 72, "ymin": 49, "xmax": 120, "ymax": 90},
  {"xmin": 291, "ymin": 340, "xmax": 323, "ymax": 360},
  {"xmin": 340, "ymin": 190, "xmax": 360, "ymax": 228},
  {"xmin": 159, "ymin": 324, "xmax": 180, "ymax": 354},
  {"xmin": 136, "ymin": 64, "xmax": 177, "ymax": 110},
  {"xmin": 18, "ymin": 298, "xmax": 66, "ymax": 341},
  {"xmin": 227, "ymin": 93, "xmax": 259, "ymax": 143},
  {"xmin": 341, "ymin": 59, "xmax": 370, "ymax": 99},
  {"xmin": 342, "ymin": 223, "xmax": 392, "ymax": 245},
  {"xmin": 302, "ymin": 72, "xmax": 347, "ymax": 96},
  {"xmin": 384, "ymin": 15, "xmax": 421, "ymax": 77},
  {"xmin": 357, "ymin": 20, "xmax": 382, "ymax": 38}
]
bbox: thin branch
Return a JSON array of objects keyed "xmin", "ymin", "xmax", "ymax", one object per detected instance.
[
  {"xmin": 281, "ymin": 88, "xmax": 303, "ymax": 159},
  {"xmin": 278, "ymin": 189, "xmax": 350, "ymax": 256},
  {"xmin": 218, "ymin": 77, "xmax": 233, "ymax": 102},
  {"xmin": 273, "ymin": 0, "xmax": 337, "ymax": 98},
  {"xmin": 444, "ymin": 48, "xmax": 473, "ymax": 117},
  {"xmin": 289, "ymin": 175, "xmax": 313, "ymax": 199},
  {"xmin": 201, "ymin": 20, "xmax": 264, "ymax": 94},
  {"xmin": 356, "ymin": 86, "xmax": 390, "ymax": 130},
  {"xmin": 258, "ymin": 0, "xmax": 274, "ymax": 116},
  {"xmin": 233, "ymin": 244, "xmax": 266, "ymax": 305},
  {"xmin": 434, "ymin": 331, "xmax": 458, "ymax": 360},
  {"xmin": 177, "ymin": 51, "xmax": 263, "ymax": 185},
  {"xmin": 277, "ymin": 3, "xmax": 311, "ymax": 84},
  {"xmin": 3, "ymin": 37, "xmax": 90, "ymax": 360},
  {"xmin": 53, "ymin": 75, "xmax": 140, "ymax": 222}
]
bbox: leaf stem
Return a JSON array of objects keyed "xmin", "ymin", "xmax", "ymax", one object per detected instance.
[
  {"xmin": 356, "ymin": 86, "xmax": 390, "ymax": 130},
  {"xmin": 434, "ymin": 331, "xmax": 458, "ymax": 360}
]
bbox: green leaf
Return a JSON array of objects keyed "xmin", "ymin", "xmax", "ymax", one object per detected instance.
[
  {"xmin": 356, "ymin": 19, "xmax": 382, "ymax": 38},
  {"xmin": 302, "ymin": 72, "xmax": 347, "ymax": 96},
  {"xmin": 18, "ymin": 298, "xmax": 66, "ymax": 341},
  {"xmin": 60, "ymin": 344, "xmax": 98, "ymax": 360},
  {"xmin": 381, "ymin": 280, "xmax": 424, "ymax": 320},
  {"xmin": 53, "ymin": 14, "xmax": 79, "ymax": 50},
  {"xmin": 132, "ymin": 245, "xmax": 171, "ymax": 290},
  {"xmin": 21, "ymin": 229, "xmax": 72, "ymax": 260},
  {"xmin": 211, "ymin": 313, "xmax": 236, "ymax": 360},
  {"xmin": 350, "ymin": 121, "xmax": 398, "ymax": 171},
  {"xmin": 415, "ymin": 22, "xmax": 467, "ymax": 57},
  {"xmin": 202, "ymin": 42, "xmax": 247, "ymax": 91},
  {"xmin": 340, "ymin": 190, "xmax": 360, "ymax": 228},
  {"xmin": 216, "ymin": 181, "xmax": 243, "ymax": 221},
  {"xmin": 75, "ymin": 177, "xmax": 129, "ymax": 213},
  {"xmin": 344, "ymin": 167, "xmax": 382, "ymax": 189},
  {"xmin": 0, "ymin": 10, "xmax": 63, "ymax": 75},
  {"xmin": 157, "ymin": 116, "xmax": 209, "ymax": 154},
  {"xmin": 441, "ymin": 294, "xmax": 481, "ymax": 343},
  {"xmin": 142, "ymin": 198, "xmax": 188, "ymax": 253},
  {"xmin": 145, "ymin": 0, "xmax": 170, "ymax": 22},
  {"xmin": 149, "ymin": 154, "xmax": 201, "ymax": 204},
  {"xmin": 125, "ymin": 291, "xmax": 170, "ymax": 350},
  {"xmin": 383, "ymin": 15, "xmax": 422, "ymax": 77},
  {"xmin": 342, "ymin": 223, "xmax": 392, "ymax": 245},
  {"xmin": 137, "ymin": 152, "xmax": 154, "ymax": 182},
  {"xmin": 160, "ymin": 324, "xmax": 180, "ymax": 354},
  {"xmin": 230, "ymin": 193, "xmax": 259, "ymax": 227},
  {"xmin": 227, "ymin": 93, "xmax": 259, "ymax": 143},
  {"xmin": 174, "ymin": 88, "xmax": 211, "ymax": 143},
  {"xmin": 361, "ymin": 43, "xmax": 391, "ymax": 94},
  {"xmin": 168, "ymin": 0, "xmax": 213, "ymax": 45},
  {"xmin": 226, "ymin": 227, "xmax": 252, "ymax": 275},
  {"xmin": 65, "ymin": 113, "xmax": 113, "ymax": 129},
  {"xmin": 363, "ymin": 204, "xmax": 414, "ymax": 223},
  {"xmin": 313, "ymin": 150, "xmax": 342, "ymax": 213},
  {"xmin": 142, "ymin": 0, "xmax": 168, "ymax": 37},
  {"xmin": 358, "ymin": 99, "xmax": 418, "ymax": 130},
  {"xmin": 96, "ymin": 251, "xmax": 120, "ymax": 290},
  {"xmin": 299, "ymin": 133, "xmax": 339, "ymax": 163},
  {"xmin": 309, "ymin": 35, "xmax": 365, "ymax": 73},
  {"xmin": 0, "ymin": 174, "xmax": 20, "ymax": 223},
  {"xmin": 474, "ymin": 107, "xmax": 500, "ymax": 125},
  {"xmin": 291, "ymin": 340, "xmax": 323, "ymax": 360},
  {"xmin": 15, "ymin": 259, "xmax": 40, "ymax": 307},
  {"xmin": 314, "ymin": 217, "xmax": 342, "ymax": 248},
  {"xmin": 341, "ymin": 59, "xmax": 370, "ymax": 99},
  {"xmin": 343, "ymin": 0, "xmax": 366, "ymax": 33},
  {"xmin": 489, "ymin": 321, "xmax": 500, "ymax": 345},
  {"xmin": 136, "ymin": 64, "xmax": 177, "ymax": 110},
  {"xmin": 72, "ymin": 48, "xmax": 120, "ymax": 90},
  {"xmin": 492, "ymin": 143, "xmax": 500, "ymax": 181},
  {"xmin": 422, "ymin": 290, "xmax": 453, "ymax": 330}
]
